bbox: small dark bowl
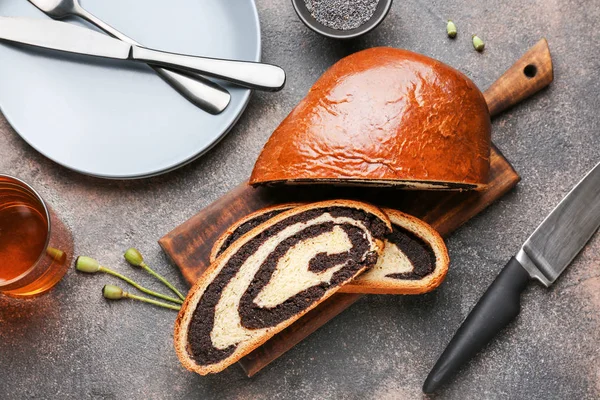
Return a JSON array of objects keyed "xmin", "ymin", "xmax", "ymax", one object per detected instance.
[{"xmin": 291, "ymin": 0, "xmax": 393, "ymax": 40}]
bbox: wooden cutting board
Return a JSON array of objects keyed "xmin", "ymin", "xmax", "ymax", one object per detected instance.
[{"xmin": 159, "ymin": 39, "xmax": 553, "ymax": 377}]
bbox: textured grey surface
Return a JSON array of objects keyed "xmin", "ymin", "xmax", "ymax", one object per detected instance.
[{"xmin": 1, "ymin": 0, "xmax": 599, "ymax": 399}]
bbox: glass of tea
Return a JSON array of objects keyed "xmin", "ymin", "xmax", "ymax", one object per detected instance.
[{"xmin": 0, "ymin": 175, "xmax": 73, "ymax": 298}]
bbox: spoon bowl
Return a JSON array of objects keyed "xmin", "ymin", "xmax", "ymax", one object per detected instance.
[{"xmin": 25, "ymin": 0, "xmax": 78, "ymax": 18}]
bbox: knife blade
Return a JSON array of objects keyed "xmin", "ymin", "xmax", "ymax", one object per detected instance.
[
  {"xmin": 0, "ymin": 15, "xmax": 131, "ymax": 59},
  {"xmin": 423, "ymin": 161, "xmax": 600, "ymax": 393},
  {"xmin": 518, "ymin": 161, "xmax": 600, "ymax": 286},
  {"xmin": 0, "ymin": 16, "xmax": 286, "ymax": 91}
]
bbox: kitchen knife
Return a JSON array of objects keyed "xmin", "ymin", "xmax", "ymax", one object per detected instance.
[
  {"xmin": 0, "ymin": 16, "xmax": 285, "ymax": 91},
  {"xmin": 423, "ymin": 161, "xmax": 600, "ymax": 393}
]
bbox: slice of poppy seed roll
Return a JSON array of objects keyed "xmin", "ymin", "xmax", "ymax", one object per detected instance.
[
  {"xmin": 339, "ymin": 208, "xmax": 449, "ymax": 295},
  {"xmin": 174, "ymin": 200, "xmax": 391, "ymax": 375},
  {"xmin": 212, "ymin": 206, "xmax": 449, "ymax": 295}
]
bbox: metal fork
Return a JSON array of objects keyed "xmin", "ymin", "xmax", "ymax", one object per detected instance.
[{"xmin": 27, "ymin": 0, "xmax": 231, "ymax": 114}]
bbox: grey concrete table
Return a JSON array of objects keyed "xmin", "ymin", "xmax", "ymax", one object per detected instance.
[{"xmin": 1, "ymin": 1, "xmax": 599, "ymax": 399}]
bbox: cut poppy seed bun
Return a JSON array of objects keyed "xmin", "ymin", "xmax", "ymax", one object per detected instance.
[
  {"xmin": 174, "ymin": 200, "xmax": 391, "ymax": 375},
  {"xmin": 249, "ymin": 47, "xmax": 491, "ymax": 190}
]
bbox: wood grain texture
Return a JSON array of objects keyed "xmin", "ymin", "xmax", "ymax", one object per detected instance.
[
  {"xmin": 484, "ymin": 38, "xmax": 553, "ymax": 117},
  {"xmin": 159, "ymin": 144, "xmax": 519, "ymax": 376}
]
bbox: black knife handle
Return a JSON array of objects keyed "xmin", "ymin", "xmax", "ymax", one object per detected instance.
[{"xmin": 423, "ymin": 257, "xmax": 531, "ymax": 393}]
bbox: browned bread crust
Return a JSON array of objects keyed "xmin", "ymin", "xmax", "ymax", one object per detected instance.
[
  {"xmin": 174, "ymin": 200, "xmax": 391, "ymax": 375},
  {"xmin": 250, "ymin": 47, "xmax": 491, "ymax": 190}
]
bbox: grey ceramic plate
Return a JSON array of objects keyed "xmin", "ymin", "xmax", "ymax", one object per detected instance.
[{"xmin": 0, "ymin": 0, "xmax": 260, "ymax": 179}]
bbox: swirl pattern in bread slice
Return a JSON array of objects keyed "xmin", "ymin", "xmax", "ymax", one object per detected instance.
[
  {"xmin": 174, "ymin": 200, "xmax": 391, "ymax": 375},
  {"xmin": 339, "ymin": 208, "xmax": 449, "ymax": 294},
  {"xmin": 212, "ymin": 206, "xmax": 449, "ymax": 295}
]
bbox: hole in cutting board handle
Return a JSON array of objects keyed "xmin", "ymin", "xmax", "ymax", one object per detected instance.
[{"xmin": 523, "ymin": 64, "xmax": 537, "ymax": 78}]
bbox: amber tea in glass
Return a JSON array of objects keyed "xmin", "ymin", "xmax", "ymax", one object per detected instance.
[{"xmin": 0, "ymin": 175, "xmax": 73, "ymax": 298}]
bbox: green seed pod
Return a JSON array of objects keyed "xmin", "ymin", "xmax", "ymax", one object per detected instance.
[
  {"xmin": 124, "ymin": 248, "xmax": 144, "ymax": 267},
  {"xmin": 472, "ymin": 35, "xmax": 485, "ymax": 52},
  {"xmin": 102, "ymin": 284, "xmax": 124, "ymax": 300},
  {"xmin": 76, "ymin": 256, "xmax": 100, "ymax": 273},
  {"xmin": 446, "ymin": 20, "xmax": 457, "ymax": 38}
]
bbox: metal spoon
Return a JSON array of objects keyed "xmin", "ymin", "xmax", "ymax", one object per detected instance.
[{"xmin": 27, "ymin": 0, "xmax": 231, "ymax": 114}]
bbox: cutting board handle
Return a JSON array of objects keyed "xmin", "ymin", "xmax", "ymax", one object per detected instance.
[{"xmin": 483, "ymin": 38, "xmax": 553, "ymax": 118}]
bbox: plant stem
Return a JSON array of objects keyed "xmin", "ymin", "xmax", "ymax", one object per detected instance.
[
  {"xmin": 141, "ymin": 263, "xmax": 186, "ymax": 301},
  {"xmin": 98, "ymin": 266, "xmax": 183, "ymax": 304},
  {"xmin": 123, "ymin": 292, "xmax": 181, "ymax": 311}
]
